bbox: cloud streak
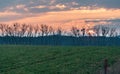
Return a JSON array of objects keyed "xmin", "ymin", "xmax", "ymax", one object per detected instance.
[
  {"xmin": 0, "ymin": 0, "xmax": 120, "ymax": 30},
  {"xmin": 2, "ymin": 8, "xmax": 119, "ymax": 26},
  {"xmin": 8, "ymin": 8, "xmax": 120, "ymax": 19}
]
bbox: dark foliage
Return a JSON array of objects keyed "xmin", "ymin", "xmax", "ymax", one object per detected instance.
[{"xmin": 0, "ymin": 35, "xmax": 120, "ymax": 46}]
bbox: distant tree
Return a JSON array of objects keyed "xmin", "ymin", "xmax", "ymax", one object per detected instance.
[
  {"xmin": 101, "ymin": 26, "xmax": 109, "ymax": 36},
  {"xmin": 27, "ymin": 25, "xmax": 34, "ymax": 37},
  {"xmin": 34, "ymin": 24, "xmax": 39, "ymax": 37},
  {"xmin": 93, "ymin": 25, "xmax": 101, "ymax": 36},
  {"xmin": 81, "ymin": 28, "xmax": 85, "ymax": 36},
  {"xmin": 71, "ymin": 27, "xmax": 80, "ymax": 37},
  {"xmin": 0, "ymin": 24, "xmax": 6, "ymax": 36},
  {"xmin": 5, "ymin": 26, "xmax": 13, "ymax": 36},
  {"xmin": 49, "ymin": 26, "xmax": 55, "ymax": 35},
  {"xmin": 88, "ymin": 32, "xmax": 92, "ymax": 37},
  {"xmin": 93, "ymin": 25, "xmax": 115, "ymax": 37},
  {"xmin": 109, "ymin": 28, "xmax": 116, "ymax": 37},
  {"xmin": 20, "ymin": 24, "xmax": 28, "ymax": 37},
  {"xmin": 56, "ymin": 27, "xmax": 62, "ymax": 36},
  {"xmin": 13, "ymin": 23, "xmax": 20, "ymax": 36},
  {"xmin": 40, "ymin": 24, "xmax": 49, "ymax": 36}
]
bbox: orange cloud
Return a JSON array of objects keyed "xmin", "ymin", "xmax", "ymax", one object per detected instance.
[
  {"xmin": 0, "ymin": 11, "xmax": 21, "ymax": 17},
  {"xmin": 55, "ymin": 4, "xmax": 67, "ymax": 9},
  {"xmin": 6, "ymin": 8, "xmax": 120, "ymax": 23},
  {"xmin": 31, "ymin": 5, "xmax": 47, "ymax": 9},
  {"xmin": 16, "ymin": 4, "xmax": 29, "ymax": 12},
  {"xmin": 48, "ymin": 4, "xmax": 67, "ymax": 10},
  {"xmin": 2, "ymin": 8, "xmax": 120, "ymax": 31},
  {"xmin": 16, "ymin": 4, "xmax": 25, "ymax": 9}
]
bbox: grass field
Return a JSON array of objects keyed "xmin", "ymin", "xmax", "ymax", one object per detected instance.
[{"xmin": 0, "ymin": 45, "xmax": 120, "ymax": 74}]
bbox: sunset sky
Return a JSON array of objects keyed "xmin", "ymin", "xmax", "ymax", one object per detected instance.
[{"xmin": 0, "ymin": 0, "xmax": 120, "ymax": 29}]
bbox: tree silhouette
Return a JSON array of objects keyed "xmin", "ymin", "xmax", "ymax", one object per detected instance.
[
  {"xmin": 93, "ymin": 25, "xmax": 101, "ymax": 36},
  {"xmin": 109, "ymin": 28, "xmax": 116, "ymax": 37},
  {"xmin": 27, "ymin": 25, "xmax": 34, "ymax": 37},
  {"xmin": 0, "ymin": 24, "xmax": 6, "ymax": 36},
  {"xmin": 34, "ymin": 24, "xmax": 39, "ymax": 37},
  {"xmin": 20, "ymin": 24, "xmax": 28, "ymax": 37},
  {"xmin": 40, "ymin": 24, "xmax": 49, "ymax": 36},
  {"xmin": 49, "ymin": 26, "xmax": 55, "ymax": 35},
  {"xmin": 0, "ymin": 23, "xmax": 118, "ymax": 37},
  {"xmin": 13, "ymin": 23, "xmax": 20, "ymax": 36},
  {"xmin": 81, "ymin": 28, "xmax": 85, "ymax": 36},
  {"xmin": 71, "ymin": 27, "xmax": 80, "ymax": 37},
  {"xmin": 56, "ymin": 27, "xmax": 62, "ymax": 36},
  {"xmin": 101, "ymin": 26, "xmax": 109, "ymax": 36}
]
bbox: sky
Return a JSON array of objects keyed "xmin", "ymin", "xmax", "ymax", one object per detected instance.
[{"xmin": 0, "ymin": 0, "xmax": 120, "ymax": 30}]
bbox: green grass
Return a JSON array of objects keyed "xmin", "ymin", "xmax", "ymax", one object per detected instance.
[{"xmin": 0, "ymin": 45, "xmax": 120, "ymax": 74}]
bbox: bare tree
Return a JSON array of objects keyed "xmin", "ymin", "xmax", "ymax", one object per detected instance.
[
  {"xmin": 40, "ymin": 24, "xmax": 49, "ymax": 36},
  {"xmin": 27, "ymin": 24, "xmax": 34, "ymax": 37},
  {"xmin": 5, "ymin": 25, "xmax": 13, "ymax": 36},
  {"xmin": 93, "ymin": 25, "xmax": 113, "ymax": 37},
  {"xmin": 56, "ymin": 27, "xmax": 62, "ymax": 36},
  {"xmin": 71, "ymin": 27, "xmax": 80, "ymax": 37},
  {"xmin": 88, "ymin": 32, "xmax": 92, "ymax": 37},
  {"xmin": 19, "ymin": 24, "xmax": 28, "ymax": 37},
  {"xmin": 81, "ymin": 28, "xmax": 85, "ymax": 36},
  {"xmin": 0, "ymin": 24, "xmax": 6, "ymax": 36},
  {"xmin": 93, "ymin": 25, "xmax": 101, "ymax": 36},
  {"xmin": 34, "ymin": 24, "xmax": 39, "ymax": 37},
  {"xmin": 13, "ymin": 23, "xmax": 20, "ymax": 36},
  {"xmin": 109, "ymin": 28, "xmax": 116, "ymax": 37},
  {"xmin": 101, "ymin": 26, "xmax": 109, "ymax": 36},
  {"xmin": 49, "ymin": 26, "xmax": 55, "ymax": 35}
]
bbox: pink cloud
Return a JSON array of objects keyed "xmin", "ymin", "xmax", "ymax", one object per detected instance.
[
  {"xmin": 0, "ymin": 11, "xmax": 21, "ymax": 17},
  {"xmin": 1, "ymin": 8, "xmax": 120, "ymax": 30}
]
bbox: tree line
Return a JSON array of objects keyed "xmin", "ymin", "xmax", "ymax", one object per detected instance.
[{"xmin": 0, "ymin": 23, "xmax": 118, "ymax": 37}]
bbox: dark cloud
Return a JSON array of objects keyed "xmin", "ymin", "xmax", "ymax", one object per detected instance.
[
  {"xmin": 107, "ymin": 19, "xmax": 120, "ymax": 23},
  {"xmin": 54, "ymin": 0, "xmax": 120, "ymax": 8},
  {"xmin": 1, "ymin": 0, "xmax": 120, "ymax": 13},
  {"xmin": 85, "ymin": 19, "xmax": 120, "ymax": 25},
  {"xmin": 0, "ymin": 0, "xmax": 14, "ymax": 8},
  {"xmin": 96, "ymin": 0, "xmax": 120, "ymax": 8}
]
